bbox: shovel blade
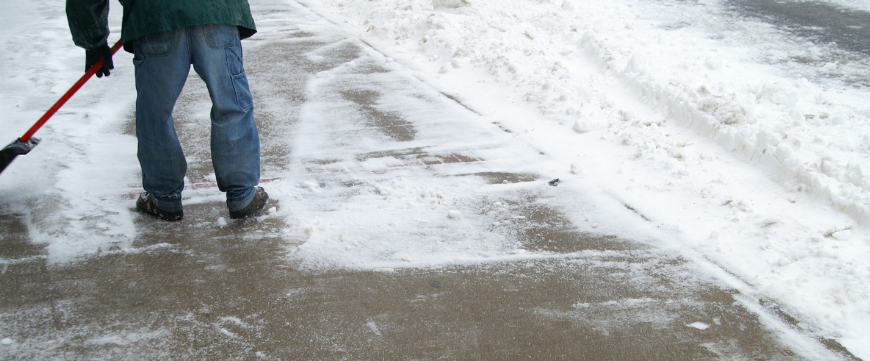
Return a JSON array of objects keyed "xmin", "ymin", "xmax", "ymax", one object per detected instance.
[{"xmin": 0, "ymin": 138, "xmax": 39, "ymax": 175}]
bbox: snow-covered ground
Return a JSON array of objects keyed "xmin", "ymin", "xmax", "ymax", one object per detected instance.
[
  {"xmin": 292, "ymin": 0, "xmax": 870, "ymax": 355},
  {"xmin": 1, "ymin": 0, "xmax": 869, "ymax": 358}
]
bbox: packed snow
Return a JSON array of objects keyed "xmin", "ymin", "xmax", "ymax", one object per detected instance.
[{"xmin": 1, "ymin": 0, "xmax": 869, "ymax": 358}]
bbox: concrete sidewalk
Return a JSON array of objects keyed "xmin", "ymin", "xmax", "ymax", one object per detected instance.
[{"xmin": 0, "ymin": 1, "xmax": 856, "ymax": 360}]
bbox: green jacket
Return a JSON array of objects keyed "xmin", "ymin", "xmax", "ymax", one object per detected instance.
[{"xmin": 66, "ymin": 0, "xmax": 256, "ymax": 53}]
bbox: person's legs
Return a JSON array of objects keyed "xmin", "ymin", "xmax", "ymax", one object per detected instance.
[
  {"xmin": 133, "ymin": 28, "xmax": 192, "ymax": 214},
  {"xmin": 188, "ymin": 24, "xmax": 262, "ymax": 212}
]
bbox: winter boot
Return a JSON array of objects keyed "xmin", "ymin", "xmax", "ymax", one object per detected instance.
[
  {"xmin": 136, "ymin": 192, "xmax": 183, "ymax": 221},
  {"xmin": 229, "ymin": 186, "xmax": 269, "ymax": 219}
]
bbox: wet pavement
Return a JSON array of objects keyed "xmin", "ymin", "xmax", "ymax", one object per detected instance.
[{"xmin": 0, "ymin": 1, "xmax": 860, "ymax": 360}]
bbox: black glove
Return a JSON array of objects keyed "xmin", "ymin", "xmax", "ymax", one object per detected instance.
[{"xmin": 86, "ymin": 42, "xmax": 114, "ymax": 78}]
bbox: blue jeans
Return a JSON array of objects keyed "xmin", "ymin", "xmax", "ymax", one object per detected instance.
[{"xmin": 132, "ymin": 25, "xmax": 260, "ymax": 212}]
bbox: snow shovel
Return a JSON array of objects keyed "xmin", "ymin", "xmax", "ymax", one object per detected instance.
[{"xmin": 0, "ymin": 39, "xmax": 123, "ymax": 175}]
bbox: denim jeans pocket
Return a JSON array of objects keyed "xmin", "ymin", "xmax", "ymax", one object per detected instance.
[
  {"xmin": 225, "ymin": 45, "xmax": 252, "ymax": 111},
  {"xmin": 203, "ymin": 24, "xmax": 239, "ymax": 49},
  {"xmin": 231, "ymin": 71, "xmax": 253, "ymax": 112},
  {"xmin": 136, "ymin": 30, "xmax": 176, "ymax": 56},
  {"xmin": 225, "ymin": 45, "xmax": 245, "ymax": 77}
]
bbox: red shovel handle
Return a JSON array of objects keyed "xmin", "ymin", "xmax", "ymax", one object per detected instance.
[{"xmin": 20, "ymin": 39, "xmax": 124, "ymax": 142}]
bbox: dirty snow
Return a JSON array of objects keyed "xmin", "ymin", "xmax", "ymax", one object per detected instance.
[{"xmin": 1, "ymin": 0, "xmax": 869, "ymax": 359}]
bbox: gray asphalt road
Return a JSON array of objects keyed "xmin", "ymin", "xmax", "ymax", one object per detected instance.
[
  {"xmin": 727, "ymin": 0, "xmax": 870, "ymax": 56},
  {"xmin": 720, "ymin": 0, "xmax": 870, "ymax": 87}
]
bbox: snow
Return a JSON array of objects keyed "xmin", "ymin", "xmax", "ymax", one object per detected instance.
[
  {"xmin": 1, "ymin": 0, "xmax": 869, "ymax": 359},
  {"xmin": 366, "ymin": 321, "xmax": 383, "ymax": 337},
  {"xmin": 686, "ymin": 321, "xmax": 712, "ymax": 331},
  {"xmin": 84, "ymin": 330, "xmax": 169, "ymax": 346},
  {"xmin": 293, "ymin": 0, "xmax": 870, "ymax": 355}
]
